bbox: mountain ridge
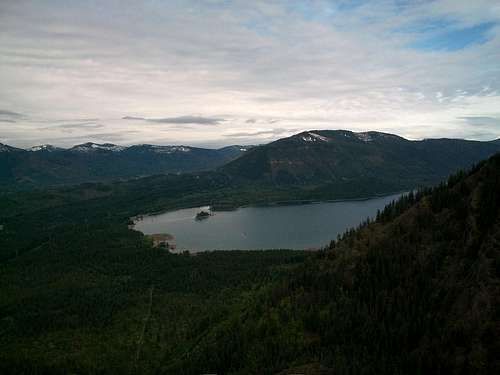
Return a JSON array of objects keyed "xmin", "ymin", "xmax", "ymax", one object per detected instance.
[
  {"xmin": 2, "ymin": 129, "xmax": 499, "ymax": 191},
  {"xmin": 220, "ymin": 130, "xmax": 500, "ymax": 190},
  {"xmin": 0, "ymin": 142, "xmax": 253, "ymax": 187},
  {"xmin": 0, "ymin": 141, "xmax": 252, "ymax": 153}
]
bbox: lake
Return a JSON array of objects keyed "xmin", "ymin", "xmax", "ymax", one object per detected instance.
[{"xmin": 133, "ymin": 193, "xmax": 402, "ymax": 252}]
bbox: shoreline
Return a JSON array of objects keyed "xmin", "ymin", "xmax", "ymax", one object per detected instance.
[
  {"xmin": 131, "ymin": 190, "xmax": 407, "ymax": 221},
  {"xmin": 238, "ymin": 190, "xmax": 407, "ymax": 209},
  {"xmin": 130, "ymin": 191, "xmax": 407, "ymax": 254}
]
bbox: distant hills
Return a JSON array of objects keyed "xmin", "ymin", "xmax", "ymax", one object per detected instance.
[
  {"xmin": 1, "ymin": 130, "xmax": 499, "ymax": 192},
  {"xmin": 221, "ymin": 130, "xmax": 500, "ymax": 192},
  {"xmin": 0, "ymin": 142, "xmax": 251, "ymax": 187}
]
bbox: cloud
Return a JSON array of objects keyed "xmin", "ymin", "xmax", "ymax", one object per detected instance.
[
  {"xmin": 122, "ymin": 115, "xmax": 223, "ymax": 125},
  {"xmin": 454, "ymin": 116, "xmax": 500, "ymax": 140},
  {"xmin": 0, "ymin": 109, "xmax": 24, "ymax": 124},
  {"xmin": 0, "ymin": 109, "xmax": 23, "ymax": 116},
  {"xmin": 457, "ymin": 116, "xmax": 500, "ymax": 126},
  {"xmin": 39, "ymin": 121, "xmax": 104, "ymax": 132},
  {"xmin": 149, "ymin": 116, "xmax": 224, "ymax": 125},
  {"xmin": 1, "ymin": 1, "xmax": 500, "ymax": 146},
  {"xmin": 48, "ymin": 131, "xmax": 141, "ymax": 145},
  {"xmin": 58, "ymin": 122, "xmax": 103, "ymax": 130},
  {"xmin": 226, "ymin": 128, "xmax": 297, "ymax": 138},
  {"xmin": 53, "ymin": 118, "xmax": 100, "ymax": 123},
  {"xmin": 77, "ymin": 131, "xmax": 139, "ymax": 142}
]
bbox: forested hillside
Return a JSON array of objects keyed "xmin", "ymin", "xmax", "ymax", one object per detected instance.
[
  {"xmin": 0, "ymin": 151, "xmax": 499, "ymax": 373},
  {"xmin": 0, "ymin": 142, "xmax": 250, "ymax": 188},
  {"xmin": 182, "ymin": 153, "xmax": 500, "ymax": 374},
  {"xmin": 221, "ymin": 130, "xmax": 500, "ymax": 190},
  {"xmin": 2, "ymin": 131, "xmax": 499, "ymax": 199}
]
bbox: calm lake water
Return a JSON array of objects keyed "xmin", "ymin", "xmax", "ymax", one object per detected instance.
[{"xmin": 133, "ymin": 193, "xmax": 402, "ymax": 252}]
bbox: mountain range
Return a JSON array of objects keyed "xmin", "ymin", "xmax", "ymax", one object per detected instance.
[
  {"xmin": 0, "ymin": 142, "xmax": 251, "ymax": 187},
  {"xmin": 1, "ymin": 130, "xmax": 499, "ymax": 192}
]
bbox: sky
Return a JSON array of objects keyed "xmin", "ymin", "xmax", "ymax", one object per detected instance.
[{"xmin": 1, "ymin": 0, "xmax": 500, "ymax": 148}]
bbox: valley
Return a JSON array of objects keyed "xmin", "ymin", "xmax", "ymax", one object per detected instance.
[
  {"xmin": 1, "ymin": 131, "xmax": 499, "ymax": 374},
  {"xmin": 1, "ymin": 150, "xmax": 499, "ymax": 374},
  {"xmin": 3, "ymin": 2, "xmax": 500, "ymax": 373}
]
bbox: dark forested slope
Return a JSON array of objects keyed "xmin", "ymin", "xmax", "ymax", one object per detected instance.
[
  {"xmin": 178, "ymin": 152, "xmax": 500, "ymax": 374},
  {"xmin": 221, "ymin": 130, "xmax": 500, "ymax": 191},
  {"xmin": 0, "ymin": 142, "xmax": 250, "ymax": 188},
  {"xmin": 2, "ymin": 131, "xmax": 499, "ymax": 196}
]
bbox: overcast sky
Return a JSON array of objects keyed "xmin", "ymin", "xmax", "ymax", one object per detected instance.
[{"xmin": 1, "ymin": 0, "xmax": 500, "ymax": 148}]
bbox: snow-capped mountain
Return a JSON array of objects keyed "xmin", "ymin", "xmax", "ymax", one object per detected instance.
[
  {"xmin": 0, "ymin": 141, "xmax": 251, "ymax": 187},
  {"xmin": 70, "ymin": 142, "xmax": 126, "ymax": 152},
  {"xmin": 298, "ymin": 131, "xmax": 401, "ymax": 144},
  {"xmin": 129, "ymin": 145, "xmax": 192, "ymax": 154},
  {"xmin": 28, "ymin": 144, "xmax": 62, "ymax": 152}
]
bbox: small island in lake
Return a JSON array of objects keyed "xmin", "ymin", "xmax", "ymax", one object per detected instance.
[{"xmin": 195, "ymin": 210, "xmax": 211, "ymax": 220}]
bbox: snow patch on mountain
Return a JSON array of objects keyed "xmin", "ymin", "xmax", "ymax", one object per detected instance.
[
  {"xmin": 28, "ymin": 144, "xmax": 61, "ymax": 152},
  {"xmin": 355, "ymin": 131, "xmax": 402, "ymax": 142},
  {"xmin": 355, "ymin": 132, "xmax": 373, "ymax": 142},
  {"xmin": 310, "ymin": 132, "xmax": 330, "ymax": 142},
  {"xmin": 301, "ymin": 132, "xmax": 330, "ymax": 142},
  {"xmin": 71, "ymin": 143, "xmax": 125, "ymax": 152},
  {"xmin": 137, "ymin": 145, "xmax": 192, "ymax": 154},
  {"xmin": 154, "ymin": 145, "xmax": 191, "ymax": 154}
]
